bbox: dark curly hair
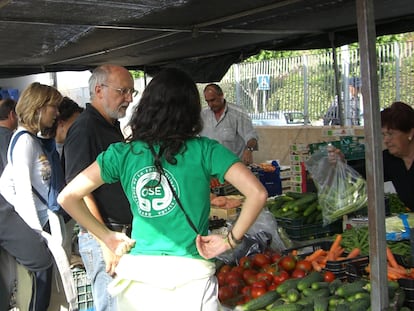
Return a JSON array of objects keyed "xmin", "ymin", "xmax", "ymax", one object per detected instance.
[
  {"xmin": 381, "ymin": 101, "xmax": 414, "ymax": 133},
  {"xmin": 127, "ymin": 68, "xmax": 203, "ymax": 164}
]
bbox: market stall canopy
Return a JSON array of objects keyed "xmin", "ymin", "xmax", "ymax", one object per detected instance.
[{"xmin": 0, "ymin": 0, "xmax": 413, "ymax": 82}]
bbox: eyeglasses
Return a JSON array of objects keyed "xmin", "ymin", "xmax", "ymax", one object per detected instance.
[
  {"xmin": 101, "ymin": 84, "xmax": 138, "ymax": 97},
  {"xmin": 382, "ymin": 130, "xmax": 400, "ymax": 139}
]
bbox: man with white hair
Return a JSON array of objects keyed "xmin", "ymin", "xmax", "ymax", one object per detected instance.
[{"xmin": 64, "ymin": 64, "xmax": 136, "ymax": 311}]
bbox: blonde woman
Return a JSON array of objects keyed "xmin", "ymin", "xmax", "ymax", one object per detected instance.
[{"xmin": 0, "ymin": 82, "xmax": 64, "ymax": 310}]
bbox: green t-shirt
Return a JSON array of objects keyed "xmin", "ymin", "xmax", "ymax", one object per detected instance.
[{"xmin": 96, "ymin": 137, "xmax": 239, "ymax": 259}]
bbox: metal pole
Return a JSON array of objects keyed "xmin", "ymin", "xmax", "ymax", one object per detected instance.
[
  {"xmin": 395, "ymin": 41, "xmax": 401, "ymax": 101},
  {"xmin": 329, "ymin": 32, "xmax": 344, "ymax": 125},
  {"xmin": 356, "ymin": 0, "xmax": 388, "ymax": 309},
  {"xmin": 302, "ymin": 55, "xmax": 309, "ymax": 125}
]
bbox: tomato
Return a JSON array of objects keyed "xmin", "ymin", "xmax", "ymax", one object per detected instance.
[
  {"xmin": 273, "ymin": 270, "xmax": 290, "ymax": 284},
  {"xmin": 323, "ymin": 271, "xmax": 336, "ymax": 283},
  {"xmin": 268, "ymin": 282, "xmax": 278, "ymax": 291},
  {"xmin": 278, "ymin": 255, "xmax": 297, "ymax": 272},
  {"xmin": 241, "ymin": 285, "xmax": 252, "ymax": 299},
  {"xmin": 216, "ymin": 271, "xmax": 228, "ymax": 286},
  {"xmin": 251, "ymin": 287, "xmax": 267, "ymax": 299},
  {"xmin": 252, "ymin": 253, "xmax": 271, "ymax": 268},
  {"xmin": 225, "ymin": 271, "xmax": 243, "ymax": 284},
  {"xmin": 251, "ymin": 280, "xmax": 268, "ymax": 289},
  {"xmin": 291, "ymin": 268, "xmax": 307, "ymax": 279},
  {"xmin": 239, "ymin": 256, "xmax": 252, "ymax": 269},
  {"xmin": 242, "ymin": 269, "xmax": 257, "ymax": 283},
  {"xmin": 271, "ymin": 253, "xmax": 282, "ymax": 263},
  {"xmin": 231, "ymin": 265, "xmax": 245, "ymax": 276},
  {"xmin": 219, "ymin": 264, "xmax": 232, "ymax": 274},
  {"xmin": 262, "ymin": 264, "xmax": 278, "ymax": 275},
  {"xmin": 296, "ymin": 260, "xmax": 313, "ymax": 272},
  {"xmin": 228, "ymin": 279, "xmax": 243, "ymax": 294},
  {"xmin": 218, "ymin": 286, "xmax": 234, "ymax": 302},
  {"xmin": 256, "ymin": 272, "xmax": 274, "ymax": 286}
]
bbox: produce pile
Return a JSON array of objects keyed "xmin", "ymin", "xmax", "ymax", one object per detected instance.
[
  {"xmin": 267, "ymin": 192, "xmax": 321, "ymax": 224},
  {"xmin": 215, "ymin": 243, "xmax": 409, "ymax": 310}
]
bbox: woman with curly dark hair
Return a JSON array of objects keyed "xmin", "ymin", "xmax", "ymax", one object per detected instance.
[{"xmin": 58, "ymin": 68, "xmax": 267, "ymax": 310}]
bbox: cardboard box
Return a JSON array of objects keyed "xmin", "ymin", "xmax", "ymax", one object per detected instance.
[{"xmin": 210, "ymin": 207, "xmax": 238, "ymax": 220}]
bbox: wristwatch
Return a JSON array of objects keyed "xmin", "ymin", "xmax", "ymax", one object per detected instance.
[{"xmin": 246, "ymin": 146, "xmax": 254, "ymax": 152}]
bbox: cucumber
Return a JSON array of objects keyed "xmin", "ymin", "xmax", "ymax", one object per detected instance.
[
  {"xmin": 297, "ymin": 271, "xmax": 324, "ymax": 291},
  {"xmin": 334, "ymin": 303, "xmax": 350, "ymax": 311},
  {"xmin": 335, "ymin": 280, "xmax": 367, "ymax": 298},
  {"xmin": 313, "ymin": 296, "xmax": 329, "ymax": 311},
  {"xmin": 303, "ymin": 201, "xmax": 318, "ymax": 217},
  {"xmin": 265, "ymin": 298, "xmax": 286, "ymax": 310},
  {"xmin": 284, "ymin": 191, "xmax": 306, "ymax": 200},
  {"xmin": 328, "ymin": 278, "xmax": 342, "ymax": 295},
  {"xmin": 267, "ymin": 303, "xmax": 304, "ymax": 311},
  {"xmin": 277, "ymin": 278, "xmax": 302, "ymax": 295},
  {"xmin": 235, "ymin": 290, "xmax": 280, "ymax": 311},
  {"xmin": 311, "ymin": 281, "xmax": 329, "ymax": 290},
  {"xmin": 296, "ymin": 296, "xmax": 314, "ymax": 306},
  {"xmin": 302, "ymin": 287, "xmax": 329, "ymax": 298},
  {"xmin": 348, "ymin": 297, "xmax": 370, "ymax": 311},
  {"xmin": 286, "ymin": 288, "xmax": 300, "ymax": 303}
]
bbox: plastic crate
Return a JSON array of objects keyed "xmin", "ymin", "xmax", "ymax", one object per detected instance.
[
  {"xmin": 398, "ymin": 278, "xmax": 414, "ymax": 309},
  {"xmin": 72, "ymin": 268, "xmax": 94, "ymax": 311},
  {"xmin": 275, "ymin": 217, "xmax": 343, "ymax": 241}
]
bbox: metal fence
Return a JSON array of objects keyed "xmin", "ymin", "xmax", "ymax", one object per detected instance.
[{"xmin": 203, "ymin": 41, "xmax": 414, "ymax": 126}]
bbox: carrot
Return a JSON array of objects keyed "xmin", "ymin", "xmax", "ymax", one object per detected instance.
[
  {"xmin": 387, "ymin": 265, "xmax": 408, "ymax": 276},
  {"xmin": 304, "ymin": 249, "xmax": 326, "ymax": 262},
  {"xmin": 312, "ymin": 260, "xmax": 323, "ymax": 272},
  {"xmin": 327, "ymin": 234, "xmax": 342, "ymax": 260},
  {"xmin": 386, "ymin": 247, "xmax": 402, "ymax": 269},
  {"xmin": 346, "ymin": 248, "xmax": 361, "ymax": 259}
]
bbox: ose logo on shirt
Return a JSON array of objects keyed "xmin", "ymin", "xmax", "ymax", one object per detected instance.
[{"xmin": 131, "ymin": 166, "xmax": 178, "ymax": 218}]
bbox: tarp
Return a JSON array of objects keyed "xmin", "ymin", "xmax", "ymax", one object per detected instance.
[{"xmin": 0, "ymin": 0, "xmax": 413, "ymax": 82}]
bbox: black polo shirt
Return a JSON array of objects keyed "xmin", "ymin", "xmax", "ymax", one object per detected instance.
[
  {"xmin": 64, "ymin": 104, "xmax": 132, "ymax": 224},
  {"xmin": 0, "ymin": 126, "xmax": 13, "ymax": 175},
  {"xmin": 383, "ymin": 149, "xmax": 414, "ymax": 211}
]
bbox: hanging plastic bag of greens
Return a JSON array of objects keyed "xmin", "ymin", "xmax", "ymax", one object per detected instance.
[{"xmin": 305, "ymin": 145, "xmax": 367, "ymax": 225}]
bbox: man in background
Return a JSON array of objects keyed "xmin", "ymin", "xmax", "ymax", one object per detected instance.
[
  {"xmin": 0, "ymin": 98, "xmax": 18, "ymax": 173},
  {"xmin": 200, "ymin": 83, "xmax": 258, "ymax": 165}
]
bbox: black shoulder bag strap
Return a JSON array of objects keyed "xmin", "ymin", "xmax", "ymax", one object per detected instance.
[
  {"xmin": 9, "ymin": 130, "xmax": 49, "ymax": 206},
  {"xmin": 148, "ymin": 144, "xmax": 199, "ymax": 234}
]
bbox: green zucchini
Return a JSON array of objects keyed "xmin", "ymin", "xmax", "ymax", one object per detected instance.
[
  {"xmin": 297, "ymin": 271, "xmax": 324, "ymax": 291},
  {"xmin": 234, "ymin": 290, "xmax": 280, "ymax": 311}
]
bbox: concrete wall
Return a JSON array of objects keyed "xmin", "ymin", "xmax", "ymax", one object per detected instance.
[{"xmin": 253, "ymin": 126, "xmax": 365, "ymax": 165}]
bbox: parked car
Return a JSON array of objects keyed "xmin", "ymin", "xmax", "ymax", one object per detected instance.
[{"xmin": 250, "ymin": 111, "xmax": 307, "ymax": 126}]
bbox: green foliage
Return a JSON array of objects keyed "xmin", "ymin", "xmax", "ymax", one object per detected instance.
[{"xmin": 130, "ymin": 70, "xmax": 145, "ymax": 79}]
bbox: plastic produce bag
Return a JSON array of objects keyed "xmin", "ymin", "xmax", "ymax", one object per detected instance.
[
  {"xmin": 305, "ymin": 149, "xmax": 367, "ymax": 225},
  {"xmin": 215, "ymin": 209, "xmax": 288, "ymax": 265}
]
